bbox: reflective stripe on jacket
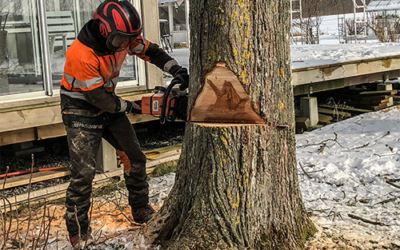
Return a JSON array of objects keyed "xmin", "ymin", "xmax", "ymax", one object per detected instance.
[
  {"xmin": 61, "ymin": 35, "xmax": 157, "ymax": 96},
  {"xmin": 60, "ymin": 19, "xmax": 178, "ymax": 115}
]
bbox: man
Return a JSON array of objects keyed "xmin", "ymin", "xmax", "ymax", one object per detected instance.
[{"xmin": 60, "ymin": 0, "xmax": 189, "ymax": 248}]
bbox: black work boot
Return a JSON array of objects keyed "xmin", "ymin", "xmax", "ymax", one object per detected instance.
[
  {"xmin": 69, "ymin": 227, "xmax": 94, "ymax": 250},
  {"xmin": 131, "ymin": 204, "xmax": 155, "ymax": 224}
]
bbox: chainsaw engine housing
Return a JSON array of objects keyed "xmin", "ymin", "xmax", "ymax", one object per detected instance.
[{"xmin": 141, "ymin": 82, "xmax": 188, "ymax": 123}]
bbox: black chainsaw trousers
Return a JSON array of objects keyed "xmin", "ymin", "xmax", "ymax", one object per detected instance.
[{"xmin": 62, "ymin": 112, "xmax": 148, "ymax": 236}]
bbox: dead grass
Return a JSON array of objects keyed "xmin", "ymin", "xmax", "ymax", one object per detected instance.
[{"xmin": 148, "ymin": 160, "xmax": 178, "ymax": 179}]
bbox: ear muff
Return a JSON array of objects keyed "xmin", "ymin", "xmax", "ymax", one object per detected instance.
[{"xmin": 99, "ymin": 22, "xmax": 109, "ymax": 38}]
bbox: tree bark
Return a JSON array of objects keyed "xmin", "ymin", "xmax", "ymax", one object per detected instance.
[{"xmin": 144, "ymin": 0, "xmax": 316, "ymax": 249}]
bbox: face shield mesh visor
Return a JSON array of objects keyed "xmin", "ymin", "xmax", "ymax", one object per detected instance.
[{"xmin": 106, "ymin": 34, "xmax": 137, "ymax": 52}]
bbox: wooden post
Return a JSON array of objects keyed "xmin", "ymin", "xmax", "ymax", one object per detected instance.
[{"xmin": 96, "ymin": 139, "xmax": 118, "ymax": 173}]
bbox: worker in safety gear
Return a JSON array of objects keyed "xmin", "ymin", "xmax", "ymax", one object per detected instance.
[{"xmin": 60, "ymin": 0, "xmax": 189, "ymax": 248}]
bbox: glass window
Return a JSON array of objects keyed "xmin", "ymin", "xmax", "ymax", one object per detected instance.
[
  {"xmin": 159, "ymin": 4, "xmax": 168, "ymax": 22},
  {"xmin": 0, "ymin": 0, "xmax": 145, "ymax": 97},
  {"xmin": 0, "ymin": 0, "xmax": 43, "ymax": 96},
  {"xmin": 46, "ymin": 0, "xmax": 142, "ymax": 91},
  {"xmin": 173, "ymin": 1, "xmax": 186, "ymax": 31}
]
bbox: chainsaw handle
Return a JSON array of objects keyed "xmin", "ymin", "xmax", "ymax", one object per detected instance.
[
  {"xmin": 154, "ymin": 86, "xmax": 166, "ymax": 92},
  {"xmin": 160, "ymin": 79, "xmax": 182, "ymax": 124}
]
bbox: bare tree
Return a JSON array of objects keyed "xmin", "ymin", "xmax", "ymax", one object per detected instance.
[{"xmin": 367, "ymin": 12, "xmax": 400, "ymax": 42}]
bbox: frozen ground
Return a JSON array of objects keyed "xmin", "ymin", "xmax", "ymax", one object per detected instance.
[
  {"xmin": 298, "ymin": 106, "xmax": 400, "ymax": 249},
  {"xmin": 15, "ymin": 106, "xmax": 396, "ymax": 250},
  {"xmin": 4, "ymin": 10, "xmax": 400, "ymax": 250}
]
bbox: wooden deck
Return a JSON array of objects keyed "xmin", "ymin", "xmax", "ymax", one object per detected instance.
[
  {"xmin": 292, "ymin": 55, "xmax": 400, "ymax": 95},
  {"xmin": 2, "ymin": 55, "xmax": 400, "ymax": 146},
  {"xmin": 0, "ymin": 87, "xmax": 157, "ymax": 146}
]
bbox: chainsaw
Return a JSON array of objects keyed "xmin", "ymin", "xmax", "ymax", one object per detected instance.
[{"xmin": 138, "ymin": 79, "xmax": 188, "ymax": 124}]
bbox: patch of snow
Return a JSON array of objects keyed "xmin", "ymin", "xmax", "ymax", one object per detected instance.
[{"xmin": 297, "ymin": 106, "xmax": 400, "ymax": 246}]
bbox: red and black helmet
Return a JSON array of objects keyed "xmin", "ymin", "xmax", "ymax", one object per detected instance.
[{"xmin": 94, "ymin": 0, "xmax": 142, "ymax": 52}]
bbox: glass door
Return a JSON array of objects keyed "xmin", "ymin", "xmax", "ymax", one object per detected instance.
[
  {"xmin": 0, "ymin": 0, "xmax": 43, "ymax": 96},
  {"xmin": 46, "ymin": 0, "xmax": 145, "ymax": 92}
]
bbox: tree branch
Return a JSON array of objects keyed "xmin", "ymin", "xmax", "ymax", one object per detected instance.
[
  {"xmin": 348, "ymin": 214, "xmax": 386, "ymax": 226},
  {"xmin": 384, "ymin": 178, "xmax": 400, "ymax": 189},
  {"xmin": 299, "ymin": 162, "xmax": 312, "ymax": 179}
]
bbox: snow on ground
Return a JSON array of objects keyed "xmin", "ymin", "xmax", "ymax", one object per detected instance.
[
  {"xmin": 297, "ymin": 106, "xmax": 400, "ymax": 249},
  {"xmin": 291, "ymin": 43, "xmax": 400, "ymax": 69},
  {"xmin": 171, "ymin": 41, "xmax": 400, "ymax": 72},
  {"xmin": 7, "ymin": 11, "xmax": 400, "ymax": 249},
  {"xmin": 100, "ymin": 106, "xmax": 400, "ymax": 249},
  {"xmin": 319, "ymin": 13, "xmax": 366, "ymax": 37},
  {"xmin": 23, "ymin": 106, "xmax": 397, "ymax": 250}
]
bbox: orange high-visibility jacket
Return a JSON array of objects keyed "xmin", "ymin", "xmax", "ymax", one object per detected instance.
[{"xmin": 60, "ymin": 19, "xmax": 179, "ymax": 116}]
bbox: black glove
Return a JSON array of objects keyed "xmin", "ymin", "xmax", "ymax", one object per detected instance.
[
  {"xmin": 170, "ymin": 65, "xmax": 189, "ymax": 91},
  {"xmin": 124, "ymin": 100, "xmax": 142, "ymax": 114}
]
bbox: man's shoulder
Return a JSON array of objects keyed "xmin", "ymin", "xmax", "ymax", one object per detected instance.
[{"xmin": 67, "ymin": 40, "xmax": 99, "ymax": 65}]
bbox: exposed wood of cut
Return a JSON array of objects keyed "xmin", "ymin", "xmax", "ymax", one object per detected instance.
[
  {"xmin": 1, "ymin": 153, "xmax": 181, "ymax": 212},
  {"xmin": 190, "ymin": 63, "xmax": 264, "ymax": 124},
  {"xmin": 359, "ymin": 90, "xmax": 398, "ymax": 95},
  {"xmin": 318, "ymin": 108, "xmax": 352, "ymax": 117},
  {"xmin": 318, "ymin": 105, "xmax": 372, "ymax": 114}
]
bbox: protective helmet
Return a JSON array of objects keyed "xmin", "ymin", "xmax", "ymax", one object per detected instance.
[{"xmin": 94, "ymin": 0, "xmax": 142, "ymax": 52}]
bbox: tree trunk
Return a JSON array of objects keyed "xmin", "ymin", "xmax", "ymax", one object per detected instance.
[{"xmin": 144, "ymin": 0, "xmax": 316, "ymax": 249}]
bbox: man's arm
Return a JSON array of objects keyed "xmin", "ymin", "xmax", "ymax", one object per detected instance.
[
  {"xmin": 74, "ymin": 60, "xmax": 131, "ymax": 113},
  {"xmin": 128, "ymin": 35, "xmax": 179, "ymax": 74},
  {"xmin": 83, "ymin": 88, "xmax": 130, "ymax": 113},
  {"xmin": 129, "ymin": 35, "xmax": 189, "ymax": 90}
]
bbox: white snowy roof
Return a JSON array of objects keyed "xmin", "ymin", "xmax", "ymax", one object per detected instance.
[{"xmin": 366, "ymin": 0, "xmax": 400, "ymax": 12}]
